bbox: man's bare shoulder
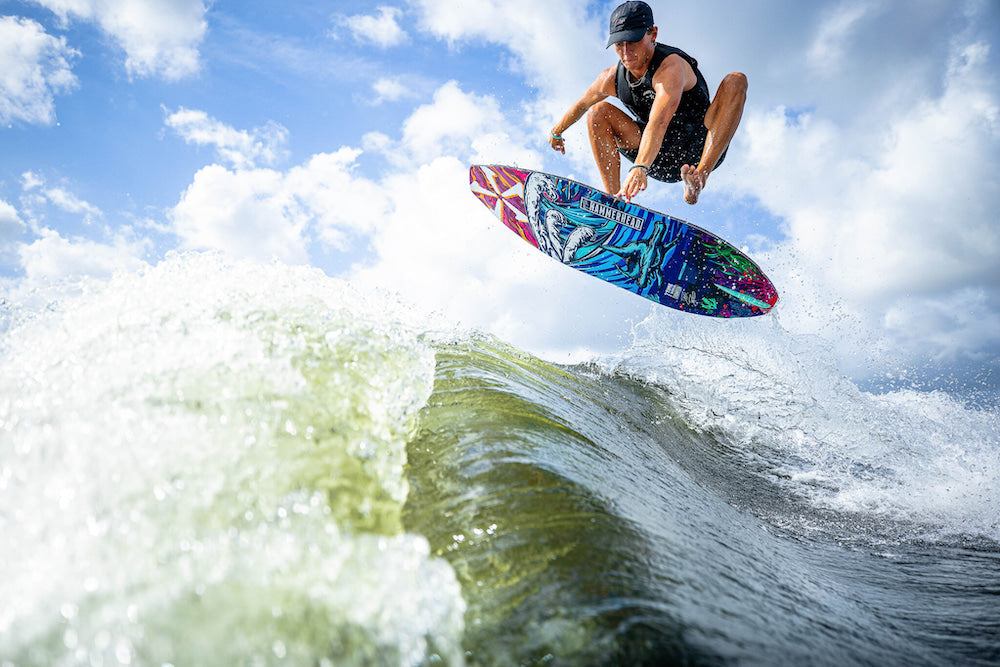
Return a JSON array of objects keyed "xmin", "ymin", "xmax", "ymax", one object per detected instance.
[
  {"xmin": 593, "ymin": 64, "xmax": 619, "ymax": 94},
  {"xmin": 652, "ymin": 53, "xmax": 696, "ymax": 90}
]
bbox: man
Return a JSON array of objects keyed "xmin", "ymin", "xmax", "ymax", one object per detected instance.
[{"xmin": 549, "ymin": 1, "xmax": 747, "ymax": 205}]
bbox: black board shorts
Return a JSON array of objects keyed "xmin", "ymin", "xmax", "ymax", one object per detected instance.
[{"xmin": 620, "ymin": 119, "xmax": 727, "ymax": 183}]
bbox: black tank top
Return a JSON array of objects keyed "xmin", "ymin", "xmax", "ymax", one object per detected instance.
[{"xmin": 615, "ymin": 43, "xmax": 711, "ymax": 131}]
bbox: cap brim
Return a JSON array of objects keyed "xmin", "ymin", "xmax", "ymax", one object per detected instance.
[{"xmin": 606, "ymin": 27, "xmax": 648, "ymax": 47}]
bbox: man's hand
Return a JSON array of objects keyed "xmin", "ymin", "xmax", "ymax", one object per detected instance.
[
  {"xmin": 549, "ymin": 129, "xmax": 566, "ymax": 154},
  {"xmin": 616, "ymin": 166, "xmax": 647, "ymax": 201}
]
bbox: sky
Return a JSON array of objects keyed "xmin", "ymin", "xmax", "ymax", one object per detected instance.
[{"xmin": 1, "ymin": 0, "xmax": 998, "ymax": 398}]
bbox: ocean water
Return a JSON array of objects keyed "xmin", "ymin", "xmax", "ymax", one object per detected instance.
[{"xmin": 1, "ymin": 252, "xmax": 997, "ymax": 666}]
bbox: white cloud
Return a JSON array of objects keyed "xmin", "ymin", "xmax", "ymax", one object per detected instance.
[
  {"xmin": 372, "ymin": 77, "xmax": 413, "ymax": 104},
  {"xmin": 362, "ymin": 131, "xmax": 393, "ymax": 153},
  {"xmin": 883, "ymin": 288, "xmax": 1000, "ymax": 364},
  {"xmin": 0, "ymin": 200, "xmax": 27, "ymax": 267},
  {"xmin": 20, "ymin": 171, "xmax": 45, "ymax": 192},
  {"xmin": 3, "ymin": 174, "xmax": 140, "ymax": 285},
  {"xmin": 41, "ymin": 186, "xmax": 102, "ymax": 222},
  {"xmin": 0, "ymin": 16, "xmax": 78, "ymax": 126},
  {"xmin": 29, "ymin": 0, "xmax": 209, "ymax": 80},
  {"xmin": 394, "ymin": 80, "xmax": 541, "ymax": 167},
  {"xmin": 338, "ymin": 6, "xmax": 407, "ymax": 48},
  {"xmin": 18, "ymin": 228, "xmax": 149, "ymax": 283},
  {"xmin": 17, "ymin": 171, "xmax": 102, "ymax": 226},
  {"xmin": 168, "ymin": 145, "xmax": 389, "ymax": 265},
  {"xmin": 284, "ymin": 149, "xmax": 390, "ymax": 250},
  {"xmin": 164, "ymin": 107, "xmax": 289, "ymax": 169},
  {"xmin": 415, "ymin": 6, "xmax": 601, "ymax": 80},
  {"xmin": 411, "ymin": 0, "xmax": 600, "ymax": 89},
  {"xmin": 807, "ymin": 1, "xmax": 881, "ymax": 75},
  {"xmin": 171, "ymin": 164, "xmax": 310, "ymax": 264},
  {"xmin": 401, "ymin": 81, "xmax": 505, "ymax": 162},
  {"xmin": 741, "ymin": 40, "xmax": 999, "ymax": 299},
  {"xmin": 0, "ymin": 201, "xmax": 24, "ymax": 234}
]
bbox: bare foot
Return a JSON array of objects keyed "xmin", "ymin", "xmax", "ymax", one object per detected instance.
[{"xmin": 681, "ymin": 165, "xmax": 706, "ymax": 205}]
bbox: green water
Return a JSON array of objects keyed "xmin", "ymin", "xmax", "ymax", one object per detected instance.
[{"xmin": 403, "ymin": 339, "xmax": 694, "ymax": 665}]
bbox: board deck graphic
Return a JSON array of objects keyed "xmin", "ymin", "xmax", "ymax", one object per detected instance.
[{"xmin": 469, "ymin": 164, "xmax": 779, "ymax": 318}]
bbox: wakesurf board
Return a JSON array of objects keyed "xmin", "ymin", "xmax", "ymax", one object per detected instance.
[{"xmin": 469, "ymin": 164, "xmax": 778, "ymax": 318}]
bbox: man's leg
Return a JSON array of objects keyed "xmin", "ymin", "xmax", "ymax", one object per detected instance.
[
  {"xmin": 587, "ymin": 101, "xmax": 642, "ymax": 195},
  {"xmin": 682, "ymin": 72, "xmax": 748, "ymax": 204}
]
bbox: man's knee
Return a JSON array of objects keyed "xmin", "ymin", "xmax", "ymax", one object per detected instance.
[
  {"xmin": 586, "ymin": 101, "xmax": 620, "ymax": 142},
  {"xmin": 706, "ymin": 73, "xmax": 747, "ymax": 128},
  {"xmin": 587, "ymin": 100, "xmax": 616, "ymax": 126},
  {"xmin": 722, "ymin": 72, "xmax": 748, "ymax": 97}
]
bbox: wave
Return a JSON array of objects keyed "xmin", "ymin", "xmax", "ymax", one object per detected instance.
[
  {"xmin": 610, "ymin": 312, "xmax": 1000, "ymax": 544},
  {"xmin": 1, "ymin": 252, "xmax": 997, "ymax": 665}
]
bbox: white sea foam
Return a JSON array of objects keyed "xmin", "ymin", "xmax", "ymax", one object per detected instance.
[
  {"xmin": 0, "ymin": 252, "xmax": 465, "ymax": 665},
  {"xmin": 610, "ymin": 309, "xmax": 1000, "ymax": 542}
]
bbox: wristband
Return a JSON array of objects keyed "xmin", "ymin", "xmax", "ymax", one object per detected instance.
[
  {"xmin": 551, "ymin": 130, "xmax": 563, "ymax": 140},
  {"xmin": 630, "ymin": 164, "xmax": 648, "ymax": 172}
]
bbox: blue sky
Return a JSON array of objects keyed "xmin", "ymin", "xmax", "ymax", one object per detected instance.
[{"xmin": 1, "ymin": 0, "xmax": 999, "ymax": 395}]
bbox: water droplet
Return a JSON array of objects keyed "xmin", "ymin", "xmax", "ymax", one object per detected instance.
[{"xmin": 115, "ymin": 639, "xmax": 132, "ymax": 664}]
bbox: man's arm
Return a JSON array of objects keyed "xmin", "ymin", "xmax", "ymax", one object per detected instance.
[
  {"xmin": 549, "ymin": 67, "xmax": 617, "ymax": 154},
  {"xmin": 618, "ymin": 55, "xmax": 690, "ymax": 200}
]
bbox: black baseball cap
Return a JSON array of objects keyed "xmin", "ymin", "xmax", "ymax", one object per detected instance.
[{"xmin": 607, "ymin": 1, "xmax": 655, "ymax": 47}]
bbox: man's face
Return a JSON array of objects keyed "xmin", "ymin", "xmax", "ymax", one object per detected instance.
[{"xmin": 613, "ymin": 27, "xmax": 657, "ymax": 71}]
